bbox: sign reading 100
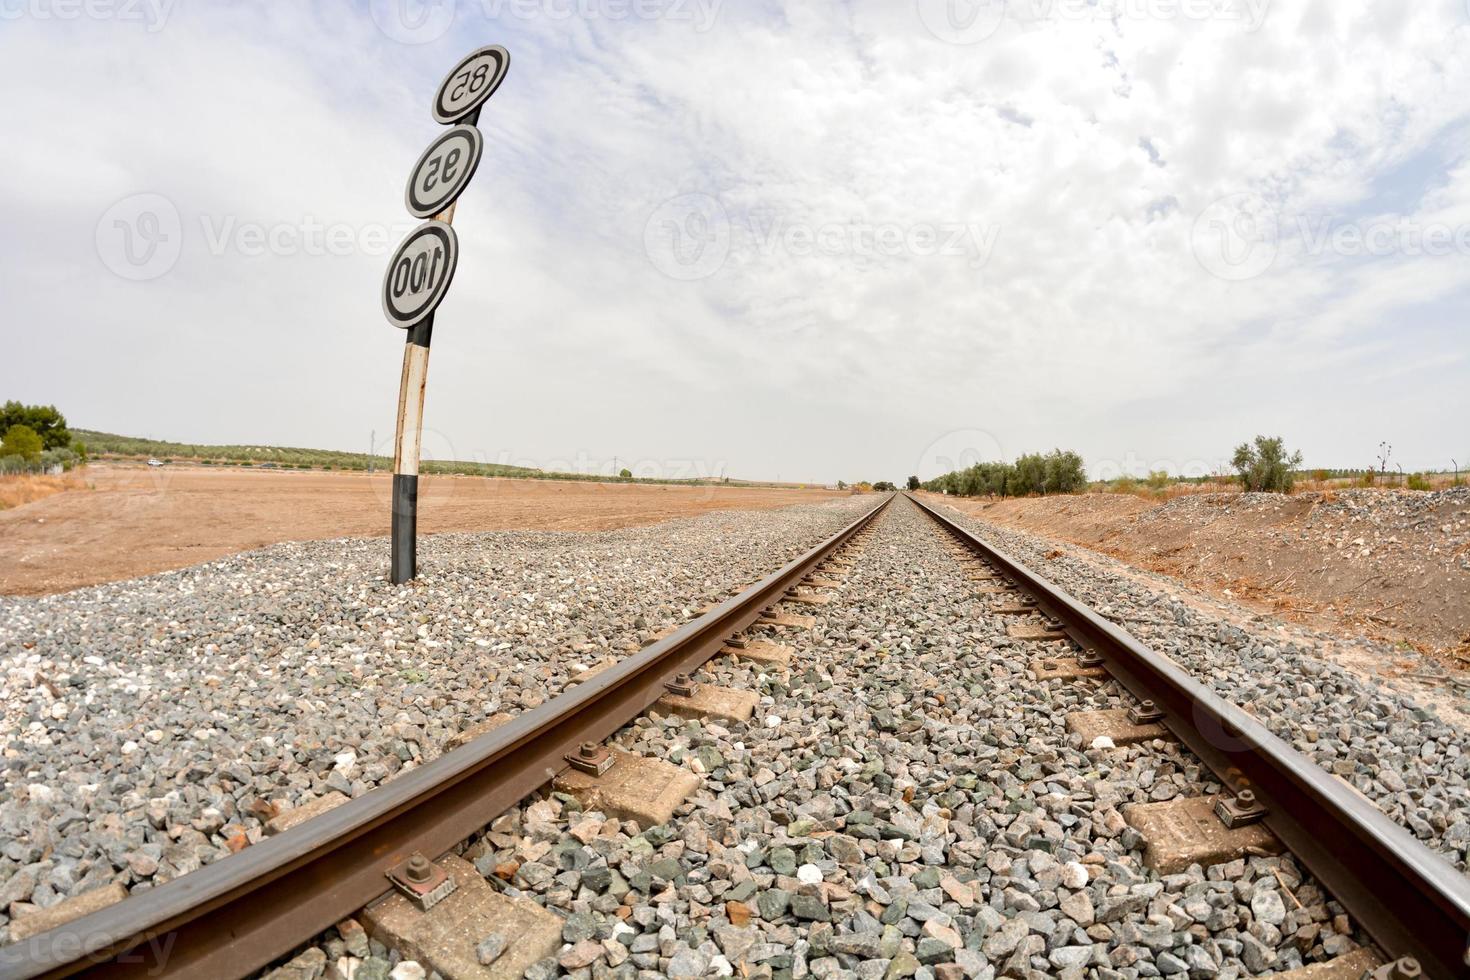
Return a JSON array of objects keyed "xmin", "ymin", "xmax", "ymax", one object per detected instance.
[{"xmin": 382, "ymin": 221, "xmax": 458, "ymax": 329}]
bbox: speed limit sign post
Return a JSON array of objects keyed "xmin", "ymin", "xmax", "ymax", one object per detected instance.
[{"xmin": 386, "ymin": 45, "xmax": 509, "ymax": 585}]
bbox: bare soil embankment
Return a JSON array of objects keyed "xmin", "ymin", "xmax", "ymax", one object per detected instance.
[
  {"xmin": 0, "ymin": 464, "xmax": 845, "ymax": 595},
  {"xmin": 926, "ymin": 488, "xmax": 1470, "ymax": 662}
]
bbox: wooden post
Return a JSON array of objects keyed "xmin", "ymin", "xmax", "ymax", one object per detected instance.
[{"xmin": 388, "ymin": 141, "xmax": 470, "ymax": 585}]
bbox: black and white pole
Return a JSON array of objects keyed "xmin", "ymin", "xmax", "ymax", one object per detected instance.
[{"xmin": 383, "ymin": 45, "xmax": 510, "ymax": 584}]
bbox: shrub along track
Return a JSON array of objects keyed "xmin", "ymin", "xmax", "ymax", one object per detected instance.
[{"xmin": 3, "ymin": 494, "xmax": 1466, "ymax": 979}]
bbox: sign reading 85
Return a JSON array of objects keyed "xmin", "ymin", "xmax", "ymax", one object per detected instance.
[{"xmin": 432, "ymin": 45, "xmax": 510, "ymax": 125}]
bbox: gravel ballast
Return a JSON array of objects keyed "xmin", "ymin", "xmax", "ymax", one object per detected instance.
[
  {"xmin": 927, "ymin": 496, "xmax": 1470, "ymax": 876},
  {"xmin": 286, "ymin": 497, "xmax": 1412, "ymax": 979},
  {"xmin": 6, "ymin": 492, "xmax": 1465, "ymax": 977},
  {"xmin": 0, "ymin": 496, "xmax": 875, "ymax": 935}
]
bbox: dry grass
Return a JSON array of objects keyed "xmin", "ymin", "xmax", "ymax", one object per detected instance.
[
  {"xmin": 1096, "ymin": 473, "xmax": 1465, "ymax": 501},
  {"xmin": 1092, "ymin": 478, "xmax": 1237, "ymax": 501},
  {"xmin": 0, "ymin": 471, "xmax": 88, "ymax": 510}
]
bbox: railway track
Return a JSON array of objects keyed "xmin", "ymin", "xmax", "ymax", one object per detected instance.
[{"xmin": 4, "ymin": 493, "xmax": 1467, "ymax": 979}]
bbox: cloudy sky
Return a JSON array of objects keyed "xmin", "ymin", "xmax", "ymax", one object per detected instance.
[{"xmin": 1, "ymin": 0, "xmax": 1467, "ymax": 484}]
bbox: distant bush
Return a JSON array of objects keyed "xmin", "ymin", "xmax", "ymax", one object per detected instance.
[
  {"xmin": 1407, "ymin": 473, "xmax": 1432, "ymax": 491},
  {"xmin": 0, "ymin": 424, "xmax": 43, "ymax": 462},
  {"xmin": 1231, "ymin": 436, "xmax": 1303, "ymax": 493},
  {"xmin": 873, "ymin": 481, "xmax": 896, "ymax": 492},
  {"xmin": 619, "ymin": 468, "xmax": 632, "ymax": 479},
  {"xmin": 1146, "ymin": 470, "xmax": 1170, "ymax": 492},
  {"xmin": 907, "ymin": 476, "xmax": 920, "ymax": 491}
]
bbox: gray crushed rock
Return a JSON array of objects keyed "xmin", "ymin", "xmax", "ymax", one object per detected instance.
[
  {"xmin": 929, "ymin": 497, "xmax": 1470, "ymax": 876},
  {"xmin": 359, "ymin": 497, "xmax": 1388, "ymax": 979},
  {"xmin": 0, "ymin": 496, "xmax": 874, "ymax": 939}
]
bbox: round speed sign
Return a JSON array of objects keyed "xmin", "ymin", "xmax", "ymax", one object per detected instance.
[
  {"xmin": 382, "ymin": 220, "xmax": 459, "ymax": 328},
  {"xmin": 405, "ymin": 125, "xmax": 484, "ymax": 219},
  {"xmin": 432, "ymin": 45, "xmax": 510, "ymax": 124}
]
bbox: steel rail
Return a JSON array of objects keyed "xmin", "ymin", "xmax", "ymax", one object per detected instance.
[
  {"xmin": 3, "ymin": 494, "xmax": 893, "ymax": 980},
  {"xmin": 907, "ymin": 491, "xmax": 1470, "ymax": 978}
]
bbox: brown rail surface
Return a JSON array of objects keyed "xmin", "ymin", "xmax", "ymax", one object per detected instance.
[
  {"xmin": 908, "ymin": 491, "xmax": 1470, "ymax": 978},
  {"xmin": 1, "ymin": 495, "xmax": 892, "ymax": 980}
]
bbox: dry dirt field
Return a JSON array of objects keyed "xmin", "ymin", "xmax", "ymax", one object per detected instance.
[
  {"xmin": 926, "ymin": 489, "xmax": 1470, "ymax": 663},
  {"xmin": 0, "ymin": 464, "xmax": 845, "ymax": 595}
]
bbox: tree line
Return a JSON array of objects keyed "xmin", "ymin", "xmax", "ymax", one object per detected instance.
[
  {"xmin": 0, "ymin": 402, "xmax": 85, "ymax": 475},
  {"xmin": 922, "ymin": 449, "xmax": 1087, "ymax": 498}
]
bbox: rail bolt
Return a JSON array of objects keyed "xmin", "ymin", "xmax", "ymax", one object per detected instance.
[
  {"xmin": 666, "ymin": 673, "xmax": 699, "ymax": 698},
  {"xmin": 566, "ymin": 741, "xmax": 615, "ymax": 776},
  {"xmin": 1370, "ymin": 958, "xmax": 1422, "ymax": 980},
  {"xmin": 385, "ymin": 851, "xmax": 455, "ymax": 910},
  {"xmin": 1214, "ymin": 787, "xmax": 1269, "ymax": 829},
  {"xmin": 1128, "ymin": 699, "xmax": 1165, "ymax": 724},
  {"xmin": 404, "ymin": 854, "xmax": 432, "ymax": 884}
]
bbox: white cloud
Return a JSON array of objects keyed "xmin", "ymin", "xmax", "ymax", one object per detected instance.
[{"xmin": 1, "ymin": 0, "xmax": 1467, "ymax": 482}]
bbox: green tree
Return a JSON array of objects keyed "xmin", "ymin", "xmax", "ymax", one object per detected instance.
[
  {"xmin": 619, "ymin": 468, "xmax": 632, "ymax": 479},
  {"xmin": 0, "ymin": 402, "xmax": 70, "ymax": 450},
  {"xmin": 1042, "ymin": 449, "xmax": 1087, "ymax": 494},
  {"xmin": 1012, "ymin": 454, "xmax": 1047, "ymax": 496},
  {"xmin": 873, "ymin": 480, "xmax": 896, "ymax": 492},
  {"xmin": 907, "ymin": 475, "xmax": 920, "ymax": 491},
  {"xmin": 1231, "ymin": 436, "xmax": 1303, "ymax": 493},
  {"xmin": 0, "ymin": 424, "xmax": 44, "ymax": 462}
]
